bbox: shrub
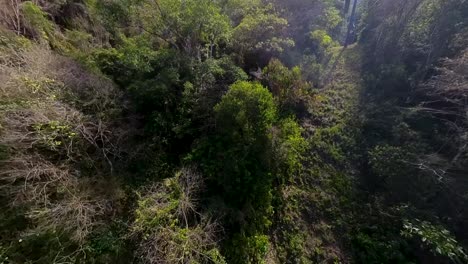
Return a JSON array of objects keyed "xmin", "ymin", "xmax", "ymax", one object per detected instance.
[
  {"xmin": 351, "ymin": 230, "xmax": 411, "ymax": 263},
  {"xmin": 227, "ymin": 233, "xmax": 270, "ymax": 264},
  {"xmin": 192, "ymin": 81, "xmax": 309, "ymax": 263},
  {"xmin": 310, "ymin": 125, "xmax": 351, "ymax": 165},
  {"xmin": 21, "ymin": 1, "xmax": 55, "ymax": 41},
  {"xmin": 232, "ymin": 5, "xmax": 294, "ymax": 59},
  {"xmin": 308, "ymin": 30, "xmax": 337, "ymax": 61},
  {"xmin": 33, "ymin": 120, "xmax": 77, "ymax": 152},
  {"xmin": 207, "ymin": 81, "xmax": 277, "ymax": 207},
  {"xmin": 174, "ymin": 57, "xmax": 248, "ymax": 140},
  {"xmin": 368, "ymin": 145, "xmax": 412, "ymax": 180},
  {"xmin": 367, "ymin": 144, "xmax": 425, "ymax": 201},
  {"xmin": 263, "ymin": 59, "xmax": 311, "ymax": 114},
  {"xmin": 272, "ymin": 117, "xmax": 307, "ymax": 183},
  {"xmin": 402, "ymin": 219, "xmax": 468, "ymax": 262},
  {"xmin": 0, "ymin": 37, "xmax": 125, "ymax": 263},
  {"xmin": 132, "ymin": 167, "xmax": 226, "ymax": 264}
]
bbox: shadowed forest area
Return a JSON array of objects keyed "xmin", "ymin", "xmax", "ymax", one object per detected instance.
[{"xmin": 0, "ymin": 0, "xmax": 467, "ymax": 263}]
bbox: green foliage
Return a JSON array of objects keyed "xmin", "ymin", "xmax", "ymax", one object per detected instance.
[
  {"xmin": 136, "ymin": 0, "xmax": 232, "ymax": 58},
  {"xmin": 206, "ymin": 248, "xmax": 228, "ymax": 264},
  {"xmin": 319, "ymin": 7, "xmax": 343, "ymax": 32},
  {"xmin": 114, "ymin": 35, "xmax": 157, "ymax": 73},
  {"xmin": 263, "ymin": 59, "xmax": 310, "ymax": 112},
  {"xmin": 299, "ymin": 54, "xmax": 324, "ymax": 84},
  {"xmin": 19, "ymin": 1, "xmax": 99, "ymax": 56},
  {"xmin": 351, "ymin": 230, "xmax": 412, "ymax": 263},
  {"xmin": 208, "ymin": 81, "xmax": 276, "ymax": 206},
  {"xmin": 2, "ymin": 232, "xmax": 82, "ymax": 264},
  {"xmin": 215, "ymin": 81, "xmax": 277, "ymax": 142},
  {"xmin": 0, "ymin": 29, "xmax": 32, "ymax": 51},
  {"xmin": 227, "ymin": 233, "xmax": 270, "ymax": 264},
  {"xmin": 402, "ymin": 219, "xmax": 468, "ymax": 262},
  {"xmin": 191, "ymin": 81, "xmax": 277, "ymax": 262},
  {"xmin": 310, "ymin": 30, "xmax": 335, "ymax": 48},
  {"xmin": 86, "ymin": 227, "xmax": 126, "ymax": 259},
  {"xmin": 232, "ymin": 5, "xmax": 294, "ymax": 56},
  {"xmin": 21, "ymin": 1, "xmax": 55, "ymax": 41},
  {"xmin": 368, "ymin": 145, "xmax": 412, "ymax": 181},
  {"xmin": 366, "ymin": 144, "xmax": 437, "ymax": 204},
  {"xmin": 33, "ymin": 121, "xmax": 77, "ymax": 152},
  {"xmin": 275, "ymin": 228, "xmax": 309, "ymax": 264},
  {"xmin": 91, "ymin": 0, "xmax": 132, "ymax": 36},
  {"xmin": 359, "ymin": 2, "xmax": 468, "ymax": 263},
  {"xmin": 309, "ymin": 29, "xmax": 337, "ymax": 60},
  {"xmin": 133, "ymin": 178, "xmax": 181, "ymax": 231},
  {"xmin": 402, "ymin": 0, "xmax": 441, "ymax": 48},
  {"xmin": 310, "ymin": 125, "xmax": 352, "ymax": 165},
  {"xmin": 175, "ymin": 57, "xmax": 248, "ymax": 139},
  {"xmin": 92, "ymin": 37, "xmax": 163, "ymax": 86},
  {"xmin": 219, "ymin": 0, "xmax": 261, "ymax": 22},
  {"xmin": 4, "ymin": 0, "xmax": 468, "ymax": 263},
  {"xmin": 273, "ymin": 117, "xmax": 307, "ymax": 183},
  {"xmin": 132, "ymin": 168, "xmax": 226, "ymax": 263},
  {"xmin": 285, "ymin": 232, "xmax": 306, "ymax": 260},
  {"xmin": 185, "ymin": 81, "xmax": 276, "ymax": 241},
  {"xmin": 192, "ymin": 80, "xmax": 306, "ymax": 263},
  {"xmin": 63, "ymin": 29, "xmax": 93, "ymax": 53}
]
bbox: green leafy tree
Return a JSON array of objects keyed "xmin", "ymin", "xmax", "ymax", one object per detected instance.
[
  {"xmin": 192, "ymin": 81, "xmax": 306, "ymax": 263},
  {"xmin": 232, "ymin": 5, "xmax": 294, "ymax": 60},
  {"xmin": 402, "ymin": 219, "xmax": 468, "ymax": 263},
  {"xmin": 210, "ymin": 81, "xmax": 277, "ymax": 210},
  {"xmin": 174, "ymin": 57, "xmax": 248, "ymax": 140},
  {"xmin": 190, "ymin": 81, "xmax": 277, "ymax": 263},
  {"xmin": 272, "ymin": 117, "xmax": 307, "ymax": 183},
  {"xmin": 218, "ymin": 0, "xmax": 261, "ymax": 23},
  {"xmin": 263, "ymin": 58, "xmax": 310, "ymax": 113},
  {"xmin": 135, "ymin": 0, "xmax": 232, "ymax": 59}
]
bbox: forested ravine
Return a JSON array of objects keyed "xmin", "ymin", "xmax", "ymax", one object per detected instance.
[{"xmin": 0, "ymin": 0, "xmax": 467, "ymax": 263}]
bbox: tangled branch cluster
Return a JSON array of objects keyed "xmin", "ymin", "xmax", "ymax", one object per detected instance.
[
  {"xmin": 0, "ymin": 44, "xmax": 123, "ymax": 243},
  {"xmin": 133, "ymin": 167, "xmax": 225, "ymax": 264}
]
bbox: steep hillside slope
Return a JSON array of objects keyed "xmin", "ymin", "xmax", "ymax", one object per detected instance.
[
  {"xmin": 1, "ymin": 0, "xmax": 466, "ymax": 263},
  {"xmin": 272, "ymin": 45, "xmax": 364, "ymax": 263},
  {"xmin": 0, "ymin": 33, "xmax": 132, "ymax": 263}
]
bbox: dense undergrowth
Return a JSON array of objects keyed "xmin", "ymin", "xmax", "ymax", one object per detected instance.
[{"xmin": 0, "ymin": 0, "xmax": 467, "ymax": 263}]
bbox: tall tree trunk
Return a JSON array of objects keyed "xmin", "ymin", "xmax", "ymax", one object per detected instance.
[
  {"xmin": 344, "ymin": 0, "xmax": 351, "ymax": 14},
  {"xmin": 344, "ymin": 0, "xmax": 358, "ymax": 47}
]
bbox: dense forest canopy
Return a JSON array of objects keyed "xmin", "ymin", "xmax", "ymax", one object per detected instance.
[{"xmin": 0, "ymin": 0, "xmax": 467, "ymax": 263}]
